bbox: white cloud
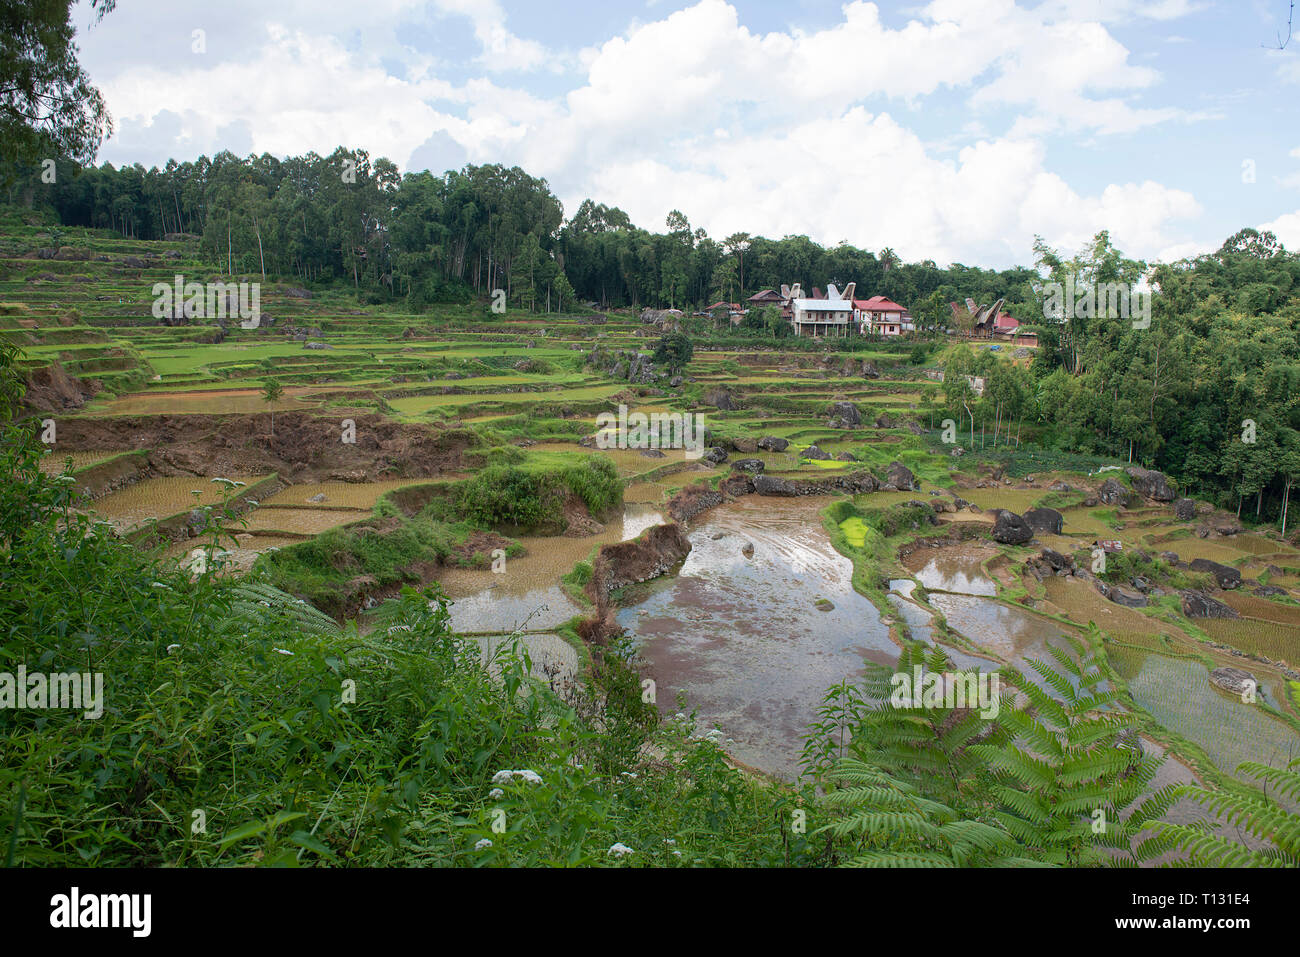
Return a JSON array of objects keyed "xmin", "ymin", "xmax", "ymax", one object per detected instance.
[
  {"xmin": 1261, "ymin": 209, "xmax": 1300, "ymax": 250},
  {"xmin": 82, "ymin": 0, "xmax": 1214, "ymax": 268}
]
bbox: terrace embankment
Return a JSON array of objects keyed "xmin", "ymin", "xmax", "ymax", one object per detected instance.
[
  {"xmin": 47, "ymin": 412, "xmax": 474, "ymax": 482},
  {"xmin": 20, "ymin": 358, "xmax": 98, "ymax": 412}
]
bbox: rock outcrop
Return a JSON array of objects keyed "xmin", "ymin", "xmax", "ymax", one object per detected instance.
[
  {"xmin": 991, "ymin": 510, "xmax": 1034, "ymax": 544},
  {"xmin": 1023, "ymin": 507, "xmax": 1064, "ymax": 535},
  {"xmin": 1126, "ymin": 466, "xmax": 1175, "ymax": 501}
]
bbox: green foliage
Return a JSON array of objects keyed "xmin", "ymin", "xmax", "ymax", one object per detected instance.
[{"xmin": 1149, "ymin": 758, "xmax": 1300, "ymax": 866}]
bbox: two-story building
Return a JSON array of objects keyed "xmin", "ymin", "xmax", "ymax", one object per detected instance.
[{"xmin": 853, "ymin": 295, "xmax": 911, "ymax": 336}]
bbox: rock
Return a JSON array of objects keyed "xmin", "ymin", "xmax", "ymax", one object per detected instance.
[
  {"xmin": 1179, "ymin": 590, "xmax": 1239, "ymax": 619},
  {"xmin": 1188, "ymin": 558, "xmax": 1241, "ymax": 589},
  {"xmin": 802, "ymin": 445, "xmax": 832, "ymax": 461},
  {"xmin": 1041, "ymin": 548, "xmax": 1073, "ymax": 572},
  {"xmin": 703, "ymin": 447, "xmax": 728, "ymax": 465},
  {"xmin": 874, "ymin": 412, "xmax": 898, "ymax": 429},
  {"xmin": 1255, "ymin": 585, "xmax": 1287, "ymax": 598},
  {"xmin": 885, "ymin": 461, "xmax": 917, "ymax": 491},
  {"xmin": 731, "ymin": 458, "xmax": 765, "ymax": 474},
  {"xmin": 702, "ymin": 388, "xmax": 738, "ymax": 411},
  {"xmin": 1209, "ymin": 667, "xmax": 1258, "ymax": 697},
  {"xmin": 814, "ymin": 598, "xmax": 834, "ymax": 612},
  {"xmin": 827, "ymin": 401, "xmax": 861, "ymax": 427},
  {"xmin": 741, "ymin": 541, "xmax": 755, "ymax": 559},
  {"xmin": 753, "ymin": 475, "xmax": 798, "ymax": 496},
  {"xmin": 861, "ymin": 362, "xmax": 880, "ymax": 379},
  {"xmin": 757, "ymin": 436, "xmax": 789, "ymax": 452},
  {"xmin": 1082, "ymin": 495, "xmax": 1099, "ymax": 507},
  {"xmin": 1126, "ymin": 466, "xmax": 1175, "ymax": 501},
  {"xmin": 1173, "ymin": 498, "xmax": 1196, "ymax": 521},
  {"xmin": 307, "ymin": 493, "xmax": 327, "ymax": 503},
  {"xmin": 835, "ymin": 451, "xmax": 857, "ymax": 462},
  {"xmin": 1097, "ymin": 478, "xmax": 1130, "ymax": 506},
  {"xmin": 731, "ymin": 437, "xmax": 758, "ymax": 454},
  {"xmin": 1159, "ymin": 551, "xmax": 1180, "ymax": 564},
  {"xmin": 1107, "ymin": 585, "xmax": 1148, "ymax": 608},
  {"xmin": 640, "ymin": 448, "xmax": 666, "ymax": 458},
  {"xmin": 1023, "ymin": 507, "xmax": 1064, "ymax": 535},
  {"xmin": 992, "ymin": 510, "xmax": 1034, "ymax": 545},
  {"xmin": 669, "ymin": 375, "xmax": 683, "ymax": 388},
  {"xmin": 710, "ymin": 532, "xmax": 725, "ymax": 540}
]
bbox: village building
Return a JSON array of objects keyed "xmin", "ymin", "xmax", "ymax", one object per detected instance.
[
  {"xmin": 854, "ymin": 295, "xmax": 911, "ymax": 336},
  {"xmin": 791, "ymin": 297, "xmax": 852, "ymax": 337}
]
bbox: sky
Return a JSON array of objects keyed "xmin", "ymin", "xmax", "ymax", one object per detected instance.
[{"xmin": 71, "ymin": 0, "xmax": 1300, "ymax": 270}]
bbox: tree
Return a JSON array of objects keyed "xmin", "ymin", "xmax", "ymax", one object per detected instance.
[
  {"xmin": 0, "ymin": 0, "xmax": 116, "ymax": 173},
  {"xmin": 261, "ymin": 378, "xmax": 284, "ymax": 437},
  {"xmin": 652, "ymin": 332, "xmax": 693, "ymax": 375}
]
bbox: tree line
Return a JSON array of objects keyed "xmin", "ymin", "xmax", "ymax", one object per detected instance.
[{"xmin": 4, "ymin": 148, "xmax": 1037, "ymax": 318}]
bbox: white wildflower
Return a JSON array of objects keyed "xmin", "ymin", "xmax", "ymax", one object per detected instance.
[
  {"xmin": 489, "ymin": 788, "xmax": 504, "ymax": 800},
  {"xmin": 607, "ymin": 843, "xmax": 634, "ymax": 857},
  {"xmin": 474, "ymin": 839, "xmax": 492, "ymax": 851}
]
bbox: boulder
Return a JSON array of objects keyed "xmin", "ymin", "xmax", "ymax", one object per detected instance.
[
  {"xmin": 1107, "ymin": 584, "xmax": 1148, "ymax": 608},
  {"xmin": 754, "ymin": 475, "xmax": 798, "ymax": 497},
  {"xmin": 1172, "ymin": 498, "xmax": 1196, "ymax": 521},
  {"xmin": 1255, "ymin": 584, "xmax": 1288, "ymax": 598},
  {"xmin": 1209, "ymin": 667, "xmax": 1258, "ymax": 697},
  {"xmin": 1126, "ymin": 466, "xmax": 1175, "ymax": 501},
  {"xmin": 1179, "ymin": 590, "xmax": 1239, "ymax": 619},
  {"xmin": 861, "ymin": 362, "xmax": 880, "ymax": 379},
  {"xmin": 827, "ymin": 401, "xmax": 861, "ymax": 427},
  {"xmin": 731, "ymin": 437, "xmax": 758, "ymax": 454},
  {"xmin": 757, "ymin": 436, "xmax": 789, "ymax": 452},
  {"xmin": 731, "ymin": 458, "xmax": 765, "ymax": 474},
  {"xmin": 835, "ymin": 451, "xmax": 857, "ymax": 462},
  {"xmin": 885, "ymin": 461, "xmax": 918, "ymax": 491},
  {"xmin": 992, "ymin": 510, "xmax": 1034, "ymax": 545},
  {"xmin": 1188, "ymin": 558, "xmax": 1241, "ymax": 589},
  {"xmin": 1041, "ymin": 548, "xmax": 1073, "ymax": 572},
  {"xmin": 1023, "ymin": 507, "xmax": 1064, "ymax": 535},
  {"xmin": 702, "ymin": 388, "xmax": 738, "ymax": 411},
  {"xmin": 802, "ymin": 445, "xmax": 832, "ymax": 461},
  {"xmin": 703, "ymin": 447, "xmax": 728, "ymax": 465},
  {"xmin": 1097, "ymin": 478, "xmax": 1130, "ymax": 506}
]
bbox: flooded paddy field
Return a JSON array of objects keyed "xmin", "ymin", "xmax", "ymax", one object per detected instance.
[{"xmin": 616, "ymin": 496, "xmax": 896, "ymax": 780}]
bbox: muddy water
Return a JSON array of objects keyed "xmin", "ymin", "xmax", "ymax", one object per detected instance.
[
  {"xmin": 436, "ymin": 502, "xmax": 665, "ymax": 633},
  {"xmin": 887, "ymin": 588, "xmax": 995, "ymax": 672},
  {"xmin": 904, "ymin": 544, "xmax": 998, "ymax": 595},
  {"xmin": 616, "ymin": 496, "xmax": 896, "ymax": 781},
  {"xmin": 927, "ymin": 593, "xmax": 1088, "ymax": 699}
]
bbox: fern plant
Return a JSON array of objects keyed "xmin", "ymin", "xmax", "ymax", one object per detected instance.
[
  {"xmin": 971, "ymin": 634, "xmax": 1163, "ymax": 866},
  {"xmin": 817, "ymin": 758, "xmax": 1045, "ymax": 867},
  {"xmin": 1148, "ymin": 759, "xmax": 1300, "ymax": 866}
]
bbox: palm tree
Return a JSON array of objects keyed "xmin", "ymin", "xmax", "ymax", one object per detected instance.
[
  {"xmin": 261, "ymin": 377, "xmax": 284, "ymax": 437},
  {"xmin": 878, "ymin": 247, "xmax": 900, "ymax": 272}
]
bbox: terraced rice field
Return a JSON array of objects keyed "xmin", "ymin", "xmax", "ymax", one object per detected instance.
[
  {"xmin": 38, "ymin": 448, "xmax": 123, "ymax": 474},
  {"xmin": 91, "ymin": 475, "xmax": 259, "ymax": 529},
  {"xmin": 259, "ymin": 479, "xmax": 424, "ymax": 509},
  {"xmin": 241, "ymin": 507, "xmax": 365, "ymax": 535}
]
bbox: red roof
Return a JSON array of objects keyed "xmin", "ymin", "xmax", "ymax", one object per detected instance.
[
  {"xmin": 748, "ymin": 289, "xmax": 781, "ymax": 301},
  {"xmin": 854, "ymin": 295, "xmax": 906, "ymax": 313},
  {"xmin": 994, "ymin": 312, "xmax": 1020, "ymax": 329}
]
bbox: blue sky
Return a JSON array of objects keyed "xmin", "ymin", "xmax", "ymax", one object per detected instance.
[{"xmin": 73, "ymin": 0, "xmax": 1300, "ymax": 269}]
